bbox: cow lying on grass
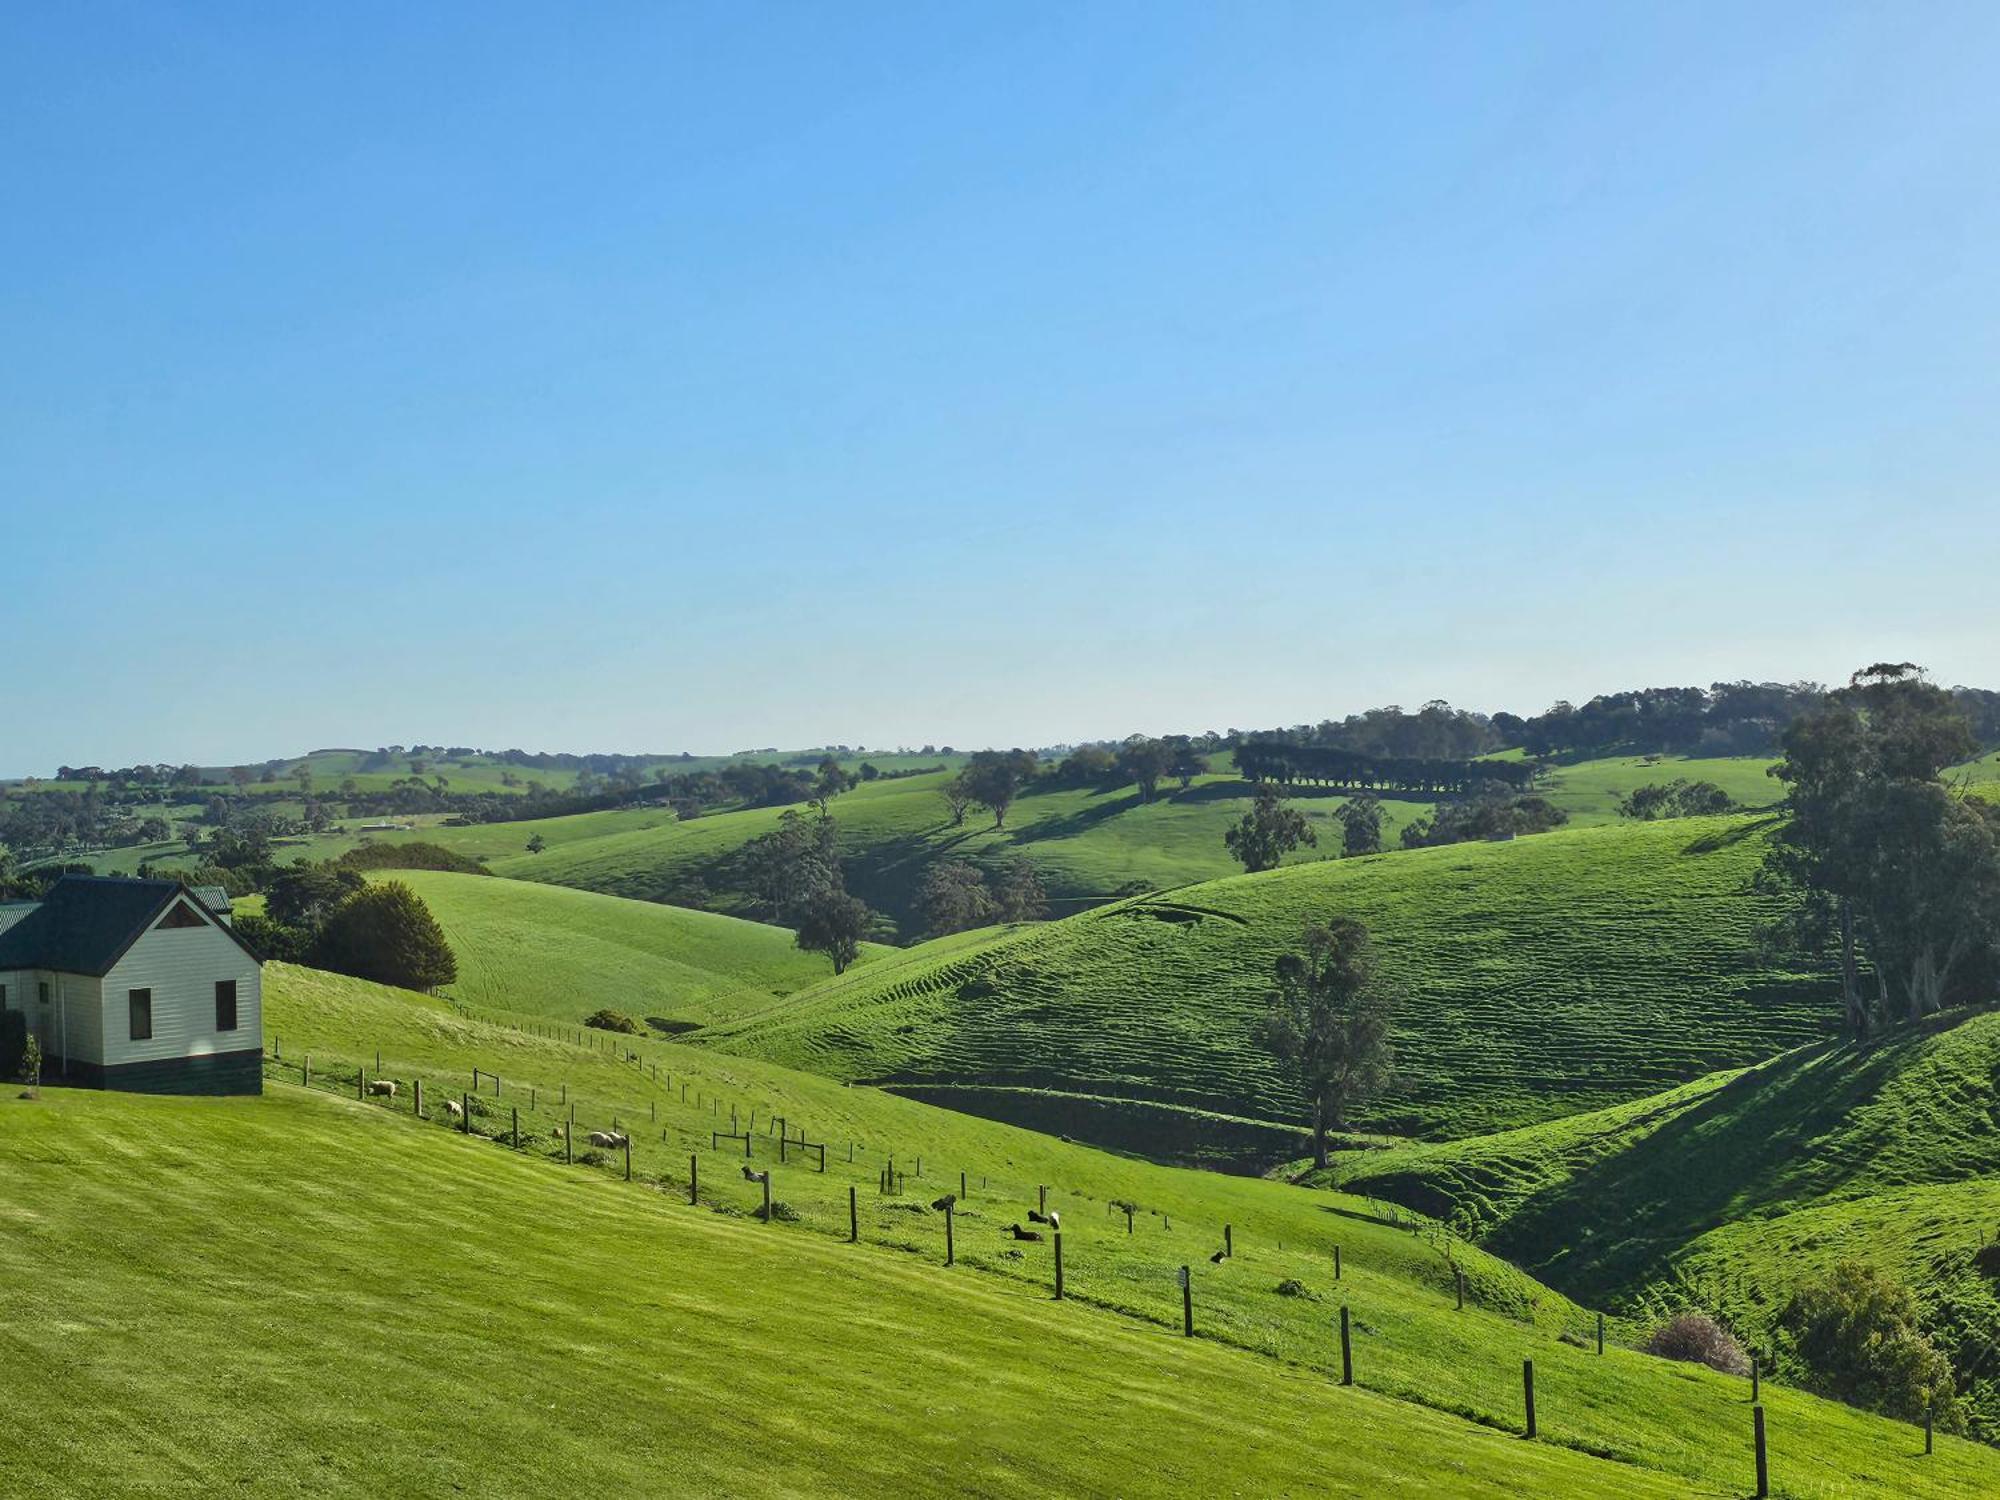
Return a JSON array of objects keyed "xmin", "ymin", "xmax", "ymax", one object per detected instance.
[
  {"xmin": 367, "ymin": 1080, "xmax": 397, "ymax": 1098},
  {"xmin": 588, "ymin": 1130, "xmax": 628, "ymax": 1149}
]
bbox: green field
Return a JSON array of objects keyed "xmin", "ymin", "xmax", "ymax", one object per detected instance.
[
  {"xmin": 698, "ymin": 815, "xmax": 1831, "ymax": 1144},
  {"xmin": 381, "ymin": 869, "xmax": 890, "ymax": 1025},
  {"xmin": 12, "ymin": 958, "xmax": 1977, "ymax": 1497},
  {"xmin": 1534, "ymin": 753, "xmax": 1784, "ymax": 824}
]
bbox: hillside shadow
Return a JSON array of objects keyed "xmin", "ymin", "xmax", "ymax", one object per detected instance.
[
  {"xmin": 1008, "ymin": 792, "xmax": 1145, "ymax": 845},
  {"xmin": 1483, "ymin": 1022, "xmax": 1959, "ymax": 1300}
]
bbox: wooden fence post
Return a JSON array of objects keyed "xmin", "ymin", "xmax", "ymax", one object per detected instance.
[
  {"xmin": 1339, "ymin": 1306, "xmax": 1353, "ymax": 1385},
  {"xmin": 849, "ymin": 1185, "xmax": 858, "ymax": 1242},
  {"xmin": 561, "ymin": 1083, "xmax": 567, "ymax": 1106},
  {"xmin": 761, "ymin": 1172, "xmax": 772, "ymax": 1223},
  {"xmin": 1126, "ymin": 1206, "xmax": 1134, "ymax": 1235},
  {"xmin": 961, "ymin": 1170, "xmax": 967, "ymax": 1199},
  {"xmin": 1523, "ymin": 1359, "xmax": 1536, "ymax": 1438},
  {"xmin": 358, "ymin": 1066, "xmax": 365, "ymax": 1100},
  {"xmin": 625, "ymin": 1136, "xmax": 632, "ymax": 1181},
  {"xmin": 1597, "ymin": 1311, "xmax": 1605, "ymax": 1356},
  {"xmin": 1753, "ymin": 1405, "xmax": 1768, "ymax": 1498},
  {"xmin": 565, "ymin": 1121, "xmax": 572, "ymax": 1164},
  {"xmin": 780, "ymin": 1134, "xmax": 787, "ymax": 1164},
  {"xmin": 1456, "ymin": 1268, "xmax": 1465, "ymax": 1310},
  {"xmin": 945, "ymin": 1201, "xmax": 954, "ymax": 1266},
  {"xmin": 743, "ymin": 1132, "xmax": 751, "ymax": 1160},
  {"xmin": 375, "ymin": 1048, "xmax": 380, "ymax": 1074},
  {"xmin": 1039, "ymin": 1184, "xmax": 1047, "ymax": 1215},
  {"xmin": 1224, "ymin": 1224, "xmax": 1233, "ymax": 1259},
  {"xmin": 414, "ymin": 1078, "xmax": 422, "ymax": 1115},
  {"xmin": 1053, "ymin": 1230, "xmax": 1064, "ymax": 1300},
  {"xmin": 462, "ymin": 1091, "xmax": 471, "ymax": 1134},
  {"xmin": 1751, "ymin": 1353, "xmax": 1760, "ymax": 1403},
  {"xmin": 1334, "ymin": 1245, "xmax": 1342, "ymax": 1280},
  {"xmin": 1181, "ymin": 1267, "xmax": 1193, "ymax": 1336},
  {"xmin": 690, "ymin": 1154, "xmax": 698, "ymax": 1206},
  {"xmin": 530, "ymin": 1085, "xmax": 536, "ymax": 1111},
  {"xmin": 303, "ymin": 1055, "xmax": 310, "ymax": 1088}
]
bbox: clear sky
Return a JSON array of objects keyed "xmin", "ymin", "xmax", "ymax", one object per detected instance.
[{"xmin": 4, "ymin": 3, "xmax": 1997, "ymax": 775}]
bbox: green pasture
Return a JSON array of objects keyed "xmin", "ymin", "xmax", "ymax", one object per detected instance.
[
  {"xmin": 700, "ymin": 815, "xmax": 1831, "ymax": 1141},
  {"xmin": 11, "ymin": 960, "xmax": 1983, "ymax": 1497},
  {"xmin": 381, "ymin": 869, "xmax": 889, "ymax": 1025}
]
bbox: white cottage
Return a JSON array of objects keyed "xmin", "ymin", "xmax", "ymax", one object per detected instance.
[{"xmin": 0, "ymin": 876, "xmax": 263, "ymax": 1094}]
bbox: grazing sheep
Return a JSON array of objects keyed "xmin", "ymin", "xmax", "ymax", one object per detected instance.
[
  {"xmin": 1027, "ymin": 1209, "xmax": 1053, "ymax": 1225},
  {"xmin": 367, "ymin": 1080, "xmax": 397, "ymax": 1098},
  {"xmin": 1209, "ymin": 1248, "xmax": 1226, "ymax": 1264},
  {"xmin": 1006, "ymin": 1224, "xmax": 1045, "ymax": 1243},
  {"xmin": 587, "ymin": 1130, "xmax": 628, "ymax": 1149},
  {"xmin": 442, "ymin": 1099, "xmax": 464, "ymax": 1120}
]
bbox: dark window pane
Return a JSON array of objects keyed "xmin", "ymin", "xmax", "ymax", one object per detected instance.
[
  {"xmin": 129, "ymin": 988, "xmax": 152, "ymax": 1042},
  {"xmin": 215, "ymin": 980, "xmax": 238, "ymax": 1032}
]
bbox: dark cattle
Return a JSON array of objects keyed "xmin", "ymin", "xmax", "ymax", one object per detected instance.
[{"xmin": 1006, "ymin": 1224, "xmax": 1044, "ymax": 1243}]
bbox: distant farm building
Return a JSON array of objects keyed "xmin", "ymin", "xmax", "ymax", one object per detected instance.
[{"xmin": 0, "ymin": 876, "xmax": 263, "ymax": 1094}]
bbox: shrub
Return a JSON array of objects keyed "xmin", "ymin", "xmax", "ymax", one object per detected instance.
[
  {"xmin": 756, "ymin": 1200, "xmax": 801, "ymax": 1223},
  {"xmin": 309, "ymin": 881, "xmax": 458, "ymax": 992},
  {"xmin": 1274, "ymin": 1278, "xmax": 1313, "ymax": 1299},
  {"xmin": 1973, "ymin": 1243, "xmax": 2000, "ymax": 1281},
  {"xmin": 585, "ymin": 1009, "xmax": 644, "ymax": 1035},
  {"xmin": 234, "ymin": 912, "xmax": 311, "ymax": 964},
  {"xmin": 1645, "ymin": 1312, "xmax": 1749, "ymax": 1375},
  {"xmin": 1777, "ymin": 1262, "xmax": 1959, "ymax": 1427}
]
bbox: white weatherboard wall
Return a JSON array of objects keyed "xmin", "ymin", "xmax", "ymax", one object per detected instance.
[
  {"xmin": 7, "ymin": 972, "xmax": 104, "ymax": 1066},
  {"xmin": 100, "ymin": 920, "xmax": 261, "ymax": 1067}
]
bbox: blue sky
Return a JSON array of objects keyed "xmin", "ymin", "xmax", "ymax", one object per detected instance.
[{"xmin": 4, "ymin": 3, "xmax": 1997, "ymax": 775}]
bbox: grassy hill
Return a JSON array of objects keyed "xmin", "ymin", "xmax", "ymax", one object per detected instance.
[
  {"xmin": 1312, "ymin": 1010, "xmax": 2000, "ymax": 1436},
  {"xmin": 9, "ymin": 959, "xmax": 1977, "ymax": 1496},
  {"xmin": 697, "ymin": 815, "xmax": 1831, "ymax": 1147},
  {"xmin": 7, "ymin": 1086, "xmax": 1694, "ymax": 1499},
  {"xmin": 378, "ymin": 869, "xmax": 889, "ymax": 1026}
]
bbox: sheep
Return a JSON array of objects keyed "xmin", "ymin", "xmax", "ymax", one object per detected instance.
[
  {"xmin": 587, "ymin": 1130, "xmax": 628, "ymax": 1149},
  {"xmin": 367, "ymin": 1080, "xmax": 397, "ymax": 1099},
  {"xmin": 442, "ymin": 1099, "xmax": 464, "ymax": 1120},
  {"xmin": 1006, "ymin": 1224, "xmax": 1045, "ymax": 1242},
  {"xmin": 1209, "ymin": 1248, "xmax": 1226, "ymax": 1264},
  {"xmin": 929, "ymin": 1194, "xmax": 957, "ymax": 1212}
]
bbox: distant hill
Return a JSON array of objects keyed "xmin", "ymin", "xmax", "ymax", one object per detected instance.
[{"xmin": 695, "ymin": 815, "xmax": 1832, "ymax": 1149}]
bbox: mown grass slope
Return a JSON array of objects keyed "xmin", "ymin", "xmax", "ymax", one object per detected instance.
[
  {"xmin": 380, "ymin": 870, "xmax": 889, "ymax": 1026},
  {"xmin": 5, "ymin": 1087, "xmax": 1700, "ymax": 1499},
  {"xmin": 700, "ymin": 815, "xmax": 1829, "ymax": 1142},
  {"xmin": 45, "ymin": 960, "xmax": 1983, "ymax": 1497}
]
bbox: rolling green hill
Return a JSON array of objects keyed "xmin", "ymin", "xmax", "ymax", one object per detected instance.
[
  {"xmin": 19, "ymin": 959, "xmax": 1974, "ymax": 1497},
  {"xmin": 1312, "ymin": 1011, "xmax": 2000, "ymax": 1436},
  {"xmin": 378, "ymin": 869, "xmax": 892, "ymax": 1026},
  {"xmin": 7, "ymin": 1086, "xmax": 1691, "ymax": 1499},
  {"xmin": 697, "ymin": 815, "xmax": 1831, "ymax": 1147}
]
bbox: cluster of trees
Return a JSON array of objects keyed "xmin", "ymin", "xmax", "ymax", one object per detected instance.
[
  {"xmin": 738, "ymin": 810, "xmax": 873, "ymax": 973},
  {"xmin": 1232, "ymin": 740, "xmax": 1539, "ymax": 795},
  {"xmin": 1761, "ymin": 664, "xmax": 2000, "ymax": 1033},
  {"xmin": 235, "ymin": 867, "xmax": 457, "ymax": 992},
  {"xmin": 1399, "ymin": 785, "xmax": 1568, "ymax": 848},
  {"xmin": 915, "ymin": 859, "xmax": 1046, "ymax": 936},
  {"xmin": 941, "ymin": 750, "xmax": 1040, "ymax": 829},
  {"xmin": 1046, "ymin": 736, "xmax": 1214, "ymax": 799},
  {"xmin": 1241, "ymin": 701, "xmax": 1510, "ymax": 761},
  {"xmin": 1617, "ymin": 779, "xmax": 1737, "ymax": 820}
]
